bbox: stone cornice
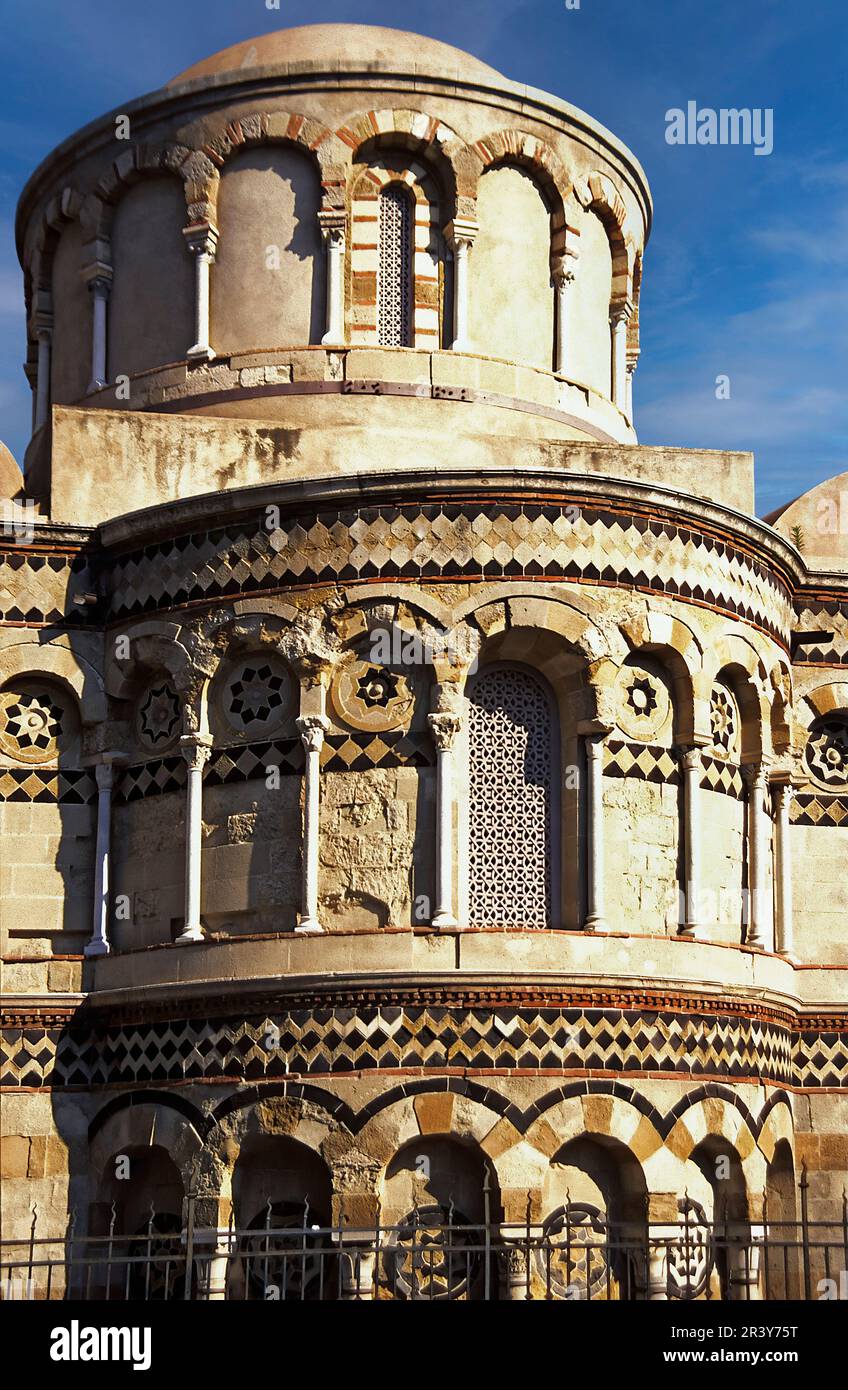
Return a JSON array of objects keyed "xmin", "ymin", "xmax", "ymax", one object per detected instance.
[{"xmin": 96, "ymin": 464, "xmax": 808, "ymax": 587}]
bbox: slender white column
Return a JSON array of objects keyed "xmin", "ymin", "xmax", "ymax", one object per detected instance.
[
  {"xmin": 744, "ymin": 762, "xmax": 770, "ymax": 948},
  {"xmin": 626, "ymin": 360, "xmax": 637, "ymax": 421},
  {"xmin": 194, "ymin": 1228, "xmax": 234, "ymax": 1300},
  {"xmin": 773, "ymin": 781, "xmax": 795, "ymax": 958},
  {"xmin": 428, "ymin": 712, "xmax": 461, "ymax": 928},
  {"xmin": 176, "ymin": 735, "xmax": 212, "ymax": 944},
  {"xmin": 444, "ymin": 220, "xmax": 478, "ymax": 352},
  {"xmin": 85, "ymin": 272, "xmax": 111, "ymax": 392},
  {"xmin": 85, "ymin": 755, "xmax": 125, "ymax": 958},
  {"xmin": 34, "ymin": 325, "xmax": 52, "ymax": 431},
  {"xmin": 610, "ymin": 302, "xmax": 632, "ymax": 413},
  {"xmin": 584, "ymin": 733, "xmax": 608, "ymax": 931},
  {"xmin": 728, "ymin": 1229, "xmax": 763, "ymax": 1301},
  {"xmin": 296, "ymin": 715, "xmax": 329, "ymax": 933},
  {"xmin": 553, "ymin": 263, "xmax": 576, "ymax": 376},
  {"xmin": 680, "ymin": 746, "xmax": 703, "ymax": 938},
  {"xmin": 184, "ymin": 226, "xmax": 218, "ymax": 361},
  {"xmin": 320, "ymin": 215, "xmax": 347, "ymax": 346}
]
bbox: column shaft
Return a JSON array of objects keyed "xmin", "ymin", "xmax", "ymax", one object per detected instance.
[
  {"xmin": 428, "ymin": 712, "xmax": 461, "ymax": 928},
  {"xmin": 584, "ymin": 734, "xmax": 608, "ymax": 930},
  {"xmin": 610, "ymin": 305, "xmax": 631, "ymax": 413},
  {"xmin": 185, "ymin": 226, "xmax": 217, "ymax": 361},
  {"xmin": 296, "ymin": 716, "xmax": 328, "ymax": 933},
  {"xmin": 444, "ymin": 220, "xmax": 477, "ymax": 352},
  {"xmin": 626, "ymin": 361, "xmax": 636, "ymax": 420},
  {"xmin": 85, "ymin": 760, "xmax": 119, "ymax": 958},
  {"xmin": 554, "ymin": 265, "xmax": 576, "ymax": 376},
  {"xmin": 680, "ymin": 746, "xmax": 703, "ymax": 937},
  {"xmin": 453, "ymin": 241, "xmax": 470, "ymax": 351},
  {"xmin": 35, "ymin": 329, "xmax": 51, "ymax": 430},
  {"xmin": 321, "ymin": 227, "xmax": 346, "ymax": 345},
  {"xmin": 745, "ymin": 763, "xmax": 770, "ymax": 948},
  {"xmin": 87, "ymin": 278, "xmax": 110, "ymax": 391},
  {"xmin": 774, "ymin": 783, "xmax": 795, "ymax": 957},
  {"xmin": 177, "ymin": 736, "xmax": 212, "ymax": 944}
]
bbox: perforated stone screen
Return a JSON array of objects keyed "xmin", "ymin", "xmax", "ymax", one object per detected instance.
[
  {"xmin": 378, "ymin": 184, "xmax": 413, "ymax": 347},
  {"xmin": 467, "ymin": 665, "xmax": 554, "ymax": 928}
]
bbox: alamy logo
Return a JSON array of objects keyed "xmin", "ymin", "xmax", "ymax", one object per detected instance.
[
  {"xmin": 50, "ymin": 1320, "xmax": 151, "ymax": 1372},
  {"xmin": 665, "ymin": 101, "xmax": 774, "ymax": 156}
]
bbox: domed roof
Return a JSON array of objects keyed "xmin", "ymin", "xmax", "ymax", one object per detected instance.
[
  {"xmin": 0, "ymin": 441, "xmax": 22, "ymax": 502},
  {"xmin": 168, "ymin": 23, "xmax": 506, "ymax": 87},
  {"xmin": 765, "ymin": 471, "xmax": 848, "ymax": 573}
]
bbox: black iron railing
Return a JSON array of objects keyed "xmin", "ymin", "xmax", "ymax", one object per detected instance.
[{"xmin": 2, "ymin": 1178, "xmax": 845, "ymax": 1302}]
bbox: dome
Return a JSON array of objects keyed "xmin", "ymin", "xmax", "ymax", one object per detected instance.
[
  {"xmin": 168, "ymin": 23, "xmax": 507, "ymax": 88},
  {"xmin": 765, "ymin": 471, "xmax": 848, "ymax": 572},
  {"xmin": 0, "ymin": 441, "xmax": 22, "ymax": 501}
]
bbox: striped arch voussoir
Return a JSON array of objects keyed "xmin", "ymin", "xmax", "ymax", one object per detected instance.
[{"xmin": 473, "ymin": 129, "xmax": 572, "ymax": 216}]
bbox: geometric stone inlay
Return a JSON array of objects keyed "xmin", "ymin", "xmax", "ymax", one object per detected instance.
[{"xmin": 2, "ymin": 1001, "xmax": 844, "ymax": 1090}]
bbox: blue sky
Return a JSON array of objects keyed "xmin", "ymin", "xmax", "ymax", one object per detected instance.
[{"xmin": 0, "ymin": 0, "xmax": 845, "ymax": 513}]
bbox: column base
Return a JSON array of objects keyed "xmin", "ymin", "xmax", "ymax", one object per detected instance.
[
  {"xmin": 431, "ymin": 911, "xmax": 458, "ymax": 929},
  {"xmin": 175, "ymin": 925, "xmax": 205, "ymax": 945},
  {"xmin": 187, "ymin": 344, "xmax": 215, "ymax": 361},
  {"xmin": 583, "ymin": 914, "xmax": 608, "ymax": 932},
  {"xmin": 321, "ymin": 330, "xmax": 344, "ymax": 346},
  {"xmin": 84, "ymin": 938, "xmax": 110, "ymax": 958},
  {"xmin": 295, "ymin": 918, "xmax": 325, "ymax": 935},
  {"xmin": 86, "ymin": 379, "xmax": 107, "ymax": 395}
]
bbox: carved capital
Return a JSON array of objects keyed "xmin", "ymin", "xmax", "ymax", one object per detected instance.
[
  {"xmin": 443, "ymin": 217, "xmax": 479, "ymax": 253},
  {"xmin": 680, "ymin": 745, "xmax": 703, "ymax": 774},
  {"xmin": 552, "ymin": 251, "xmax": 579, "ymax": 290},
  {"xmin": 428, "ymin": 711, "xmax": 462, "ymax": 752},
  {"xmin": 297, "ymin": 714, "xmax": 329, "ymax": 754},
  {"xmin": 179, "ymin": 734, "xmax": 213, "ymax": 771},
  {"xmin": 82, "ymin": 262, "xmax": 113, "ymax": 296},
  {"xmin": 609, "ymin": 299, "xmax": 634, "ymax": 328},
  {"xmin": 183, "ymin": 223, "xmax": 219, "ymax": 260},
  {"xmin": 742, "ymin": 759, "xmax": 771, "ymax": 790},
  {"xmin": 318, "ymin": 210, "xmax": 346, "ymax": 248},
  {"xmin": 93, "ymin": 751, "xmax": 127, "ymax": 792}
]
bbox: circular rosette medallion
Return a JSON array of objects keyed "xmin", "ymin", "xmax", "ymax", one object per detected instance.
[
  {"xmin": 136, "ymin": 679, "xmax": 182, "ymax": 753},
  {"xmin": 535, "ymin": 1204, "xmax": 610, "ymax": 1300},
  {"xmin": 220, "ymin": 656, "xmax": 294, "ymax": 739},
  {"xmin": 331, "ymin": 656, "xmax": 415, "ymax": 733},
  {"xmin": 237, "ymin": 1203, "xmax": 332, "ymax": 1301},
  {"xmin": 383, "ymin": 1206, "xmax": 482, "ymax": 1300},
  {"xmin": 0, "ymin": 681, "xmax": 76, "ymax": 764},
  {"xmin": 614, "ymin": 662, "xmax": 672, "ymax": 742},
  {"xmin": 804, "ymin": 716, "xmax": 848, "ymax": 790},
  {"xmin": 666, "ymin": 1198, "xmax": 714, "ymax": 1300}
]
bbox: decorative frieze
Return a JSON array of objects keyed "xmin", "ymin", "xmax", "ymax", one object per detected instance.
[
  {"xmin": 100, "ymin": 501, "xmax": 796, "ymax": 645},
  {"xmin": 2, "ymin": 995, "xmax": 845, "ymax": 1090}
]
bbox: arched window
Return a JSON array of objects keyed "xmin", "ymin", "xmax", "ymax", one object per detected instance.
[
  {"xmin": 378, "ymin": 184, "xmax": 413, "ymax": 346},
  {"xmin": 466, "ymin": 664, "xmax": 557, "ymax": 928}
]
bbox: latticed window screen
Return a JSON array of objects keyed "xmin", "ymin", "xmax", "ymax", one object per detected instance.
[
  {"xmin": 378, "ymin": 184, "xmax": 413, "ymax": 346},
  {"xmin": 467, "ymin": 666, "xmax": 555, "ymax": 928}
]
